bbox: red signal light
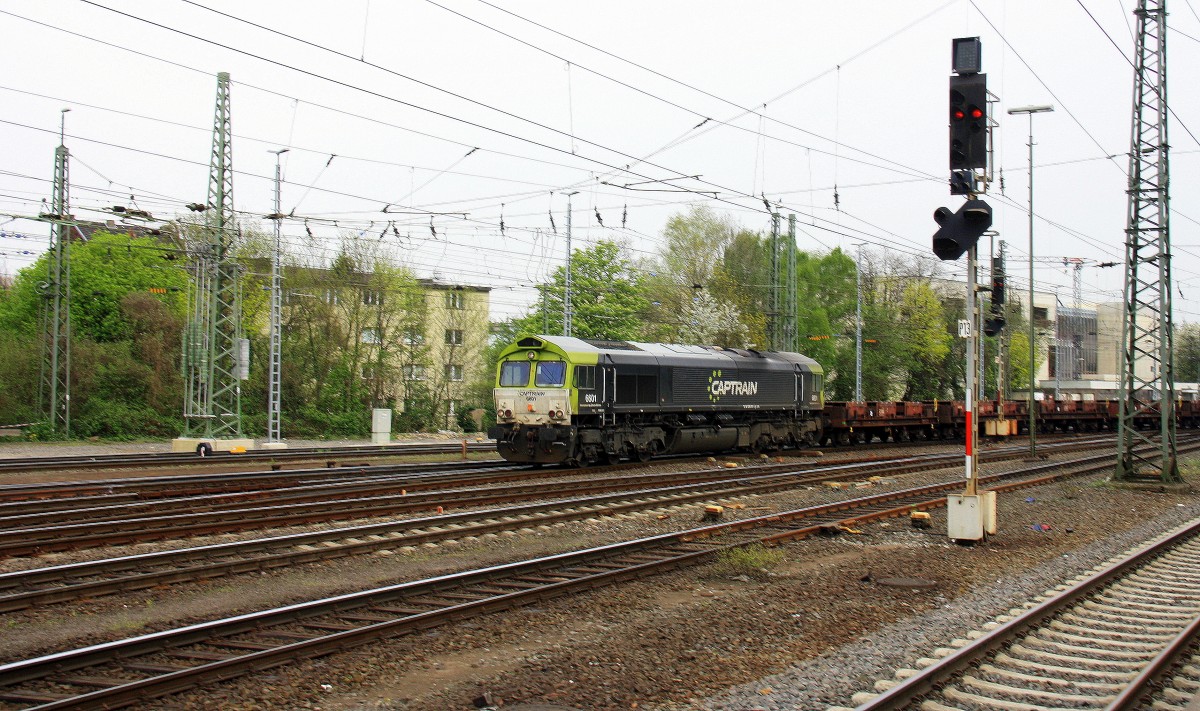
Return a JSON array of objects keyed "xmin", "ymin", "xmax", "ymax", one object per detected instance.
[
  {"xmin": 969, "ymin": 107, "xmax": 984, "ymax": 119},
  {"xmin": 952, "ymin": 109, "xmax": 965, "ymax": 120}
]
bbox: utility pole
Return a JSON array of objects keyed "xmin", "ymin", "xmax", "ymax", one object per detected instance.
[
  {"xmin": 1116, "ymin": 0, "xmax": 1179, "ymax": 483},
  {"xmin": 39, "ymin": 108, "xmax": 72, "ymax": 435},
  {"xmin": 785, "ymin": 214, "xmax": 798, "ymax": 351},
  {"xmin": 180, "ymin": 72, "xmax": 249, "ymax": 453},
  {"xmin": 563, "ymin": 191, "xmax": 578, "ymax": 337},
  {"xmin": 995, "ymin": 240, "xmax": 1007, "ymax": 406},
  {"xmin": 1008, "ymin": 104, "xmax": 1054, "ymax": 456},
  {"xmin": 769, "ymin": 211, "xmax": 781, "ymax": 350},
  {"xmin": 855, "ymin": 243, "xmax": 863, "ymax": 402},
  {"xmin": 265, "ymin": 148, "xmax": 288, "ymax": 447}
]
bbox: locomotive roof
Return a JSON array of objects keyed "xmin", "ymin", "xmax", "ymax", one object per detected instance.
[{"xmin": 517, "ymin": 335, "xmax": 822, "ymax": 373}]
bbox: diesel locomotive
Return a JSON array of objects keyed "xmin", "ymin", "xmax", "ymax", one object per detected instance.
[
  {"xmin": 488, "ymin": 336, "xmax": 1200, "ymax": 466},
  {"xmin": 487, "ymin": 335, "xmax": 825, "ymax": 465}
]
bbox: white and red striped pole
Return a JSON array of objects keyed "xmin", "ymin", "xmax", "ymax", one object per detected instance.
[{"xmin": 964, "ymin": 244, "xmax": 978, "ymax": 494}]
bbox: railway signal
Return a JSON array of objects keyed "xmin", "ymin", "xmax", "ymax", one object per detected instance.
[
  {"xmin": 949, "ymin": 36, "xmax": 987, "ymax": 174},
  {"xmin": 984, "ymin": 252, "xmax": 1006, "ymax": 336},
  {"xmin": 944, "ymin": 37, "xmax": 996, "ymax": 544},
  {"xmin": 931, "ymin": 199, "xmax": 993, "ymax": 261},
  {"xmin": 950, "ymin": 74, "xmax": 988, "ymax": 170}
]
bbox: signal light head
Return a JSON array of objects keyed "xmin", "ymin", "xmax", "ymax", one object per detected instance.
[
  {"xmin": 952, "ymin": 109, "xmax": 965, "ymax": 120},
  {"xmin": 970, "ymin": 107, "xmax": 984, "ymax": 119}
]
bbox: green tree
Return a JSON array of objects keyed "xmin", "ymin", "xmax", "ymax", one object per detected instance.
[
  {"xmin": 0, "ymin": 232, "xmax": 187, "ymax": 341},
  {"xmin": 1176, "ymin": 324, "xmax": 1200, "ymax": 386},
  {"xmin": 0, "ymin": 232, "xmax": 188, "ymax": 437},
  {"xmin": 276, "ymin": 239, "xmax": 425, "ymax": 436},
  {"xmin": 520, "ymin": 240, "xmax": 651, "ymax": 341}
]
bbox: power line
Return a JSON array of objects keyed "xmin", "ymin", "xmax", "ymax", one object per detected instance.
[
  {"xmin": 970, "ymin": 0, "xmax": 1127, "ymax": 173},
  {"xmin": 1072, "ymin": 0, "xmax": 1200, "ymax": 149}
]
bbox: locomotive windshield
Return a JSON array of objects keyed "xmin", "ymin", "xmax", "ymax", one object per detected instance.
[
  {"xmin": 535, "ymin": 361, "xmax": 567, "ymax": 387},
  {"xmin": 499, "ymin": 360, "xmax": 531, "ymax": 386}
]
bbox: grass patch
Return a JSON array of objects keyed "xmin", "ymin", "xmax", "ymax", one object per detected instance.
[{"xmin": 709, "ymin": 544, "xmax": 785, "ymax": 580}]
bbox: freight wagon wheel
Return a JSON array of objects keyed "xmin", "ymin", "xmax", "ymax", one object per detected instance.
[{"xmin": 836, "ymin": 431, "xmax": 851, "ymax": 446}]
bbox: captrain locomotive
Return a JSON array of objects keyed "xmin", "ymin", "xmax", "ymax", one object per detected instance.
[{"xmin": 487, "ymin": 335, "xmax": 825, "ymax": 465}]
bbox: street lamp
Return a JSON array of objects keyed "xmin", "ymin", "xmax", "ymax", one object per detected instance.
[{"xmin": 1007, "ymin": 104, "xmax": 1054, "ymax": 457}]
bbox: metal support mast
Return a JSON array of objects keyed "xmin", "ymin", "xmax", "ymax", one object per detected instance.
[
  {"xmin": 39, "ymin": 110, "xmax": 72, "ymax": 435},
  {"xmin": 769, "ymin": 212, "xmax": 781, "ymax": 350},
  {"xmin": 1115, "ymin": 0, "xmax": 1179, "ymax": 483},
  {"xmin": 266, "ymin": 148, "xmax": 288, "ymax": 443},
  {"xmin": 563, "ymin": 191, "xmax": 578, "ymax": 337},
  {"xmin": 184, "ymin": 72, "xmax": 244, "ymax": 439},
  {"xmin": 855, "ymin": 244, "xmax": 863, "ymax": 402},
  {"xmin": 784, "ymin": 214, "xmax": 798, "ymax": 352}
]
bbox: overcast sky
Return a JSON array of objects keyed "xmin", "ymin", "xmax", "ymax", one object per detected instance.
[{"xmin": 2, "ymin": 0, "xmax": 1198, "ymax": 327}]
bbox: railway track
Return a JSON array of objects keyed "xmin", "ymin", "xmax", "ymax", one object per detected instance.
[
  {"xmin": 0, "ymin": 441, "xmax": 494, "ymax": 476},
  {"xmin": 0, "ymin": 437, "xmax": 1119, "ymax": 560},
  {"xmin": 0, "ymin": 458, "xmax": 515, "ymax": 511},
  {"xmin": 0, "ymin": 445, "xmax": 1060, "ymax": 611},
  {"xmin": 842, "ymin": 512, "xmax": 1200, "ymax": 711},
  {"xmin": 0, "ymin": 443, "xmax": 1180, "ymax": 710}
]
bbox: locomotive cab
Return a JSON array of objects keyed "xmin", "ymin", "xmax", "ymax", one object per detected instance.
[{"xmin": 488, "ymin": 336, "xmax": 592, "ymax": 465}]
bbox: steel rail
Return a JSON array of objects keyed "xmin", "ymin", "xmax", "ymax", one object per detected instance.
[
  {"xmin": 0, "ymin": 444, "xmax": 1173, "ymax": 709},
  {"xmin": 0, "ymin": 463, "xmax": 535, "ymax": 528},
  {"xmin": 0, "ymin": 446, "xmax": 1055, "ymax": 610},
  {"xmin": 0, "ymin": 434, "xmax": 1119, "ymax": 522},
  {"xmin": 0, "ymin": 456, "xmax": 505, "ymax": 504},
  {"xmin": 852, "ymin": 510, "xmax": 1200, "ymax": 710},
  {"xmin": 0, "ymin": 437, "xmax": 1125, "ymax": 558},
  {"xmin": 0, "ymin": 432, "xmax": 1111, "ymax": 502},
  {"xmin": 0, "ymin": 441, "xmax": 495, "ymax": 474}
]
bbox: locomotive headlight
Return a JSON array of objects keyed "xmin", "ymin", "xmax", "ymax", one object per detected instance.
[
  {"xmin": 503, "ymin": 408, "xmax": 513, "ymax": 418},
  {"xmin": 556, "ymin": 409, "xmax": 564, "ymax": 419}
]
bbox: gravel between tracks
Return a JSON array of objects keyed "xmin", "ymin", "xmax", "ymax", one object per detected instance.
[{"xmin": 1, "ymin": 442, "xmax": 1194, "ymax": 711}]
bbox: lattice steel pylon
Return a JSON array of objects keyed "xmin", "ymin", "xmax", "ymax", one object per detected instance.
[
  {"xmin": 38, "ymin": 131, "xmax": 71, "ymax": 435},
  {"xmin": 767, "ymin": 212, "xmax": 798, "ymax": 352},
  {"xmin": 784, "ymin": 214, "xmax": 798, "ymax": 352},
  {"xmin": 183, "ymin": 72, "xmax": 244, "ymax": 439},
  {"xmin": 1115, "ymin": 0, "xmax": 1179, "ymax": 483},
  {"xmin": 769, "ymin": 212, "xmax": 781, "ymax": 350}
]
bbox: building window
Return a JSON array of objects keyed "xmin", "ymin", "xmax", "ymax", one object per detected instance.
[
  {"xmin": 1032, "ymin": 306, "xmax": 1049, "ymax": 324},
  {"xmin": 361, "ymin": 327, "xmax": 380, "ymax": 344},
  {"xmin": 404, "ymin": 365, "xmax": 426, "ymax": 381},
  {"xmin": 449, "ymin": 399, "xmax": 462, "ymax": 416},
  {"xmin": 445, "ymin": 329, "xmax": 463, "ymax": 345},
  {"xmin": 322, "ymin": 288, "xmax": 340, "ymax": 305},
  {"xmin": 446, "ymin": 364, "xmax": 464, "ymax": 382},
  {"xmin": 362, "ymin": 289, "xmax": 383, "ymax": 305},
  {"xmin": 446, "ymin": 291, "xmax": 465, "ymax": 310},
  {"xmin": 402, "ymin": 328, "xmax": 425, "ymax": 346}
]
